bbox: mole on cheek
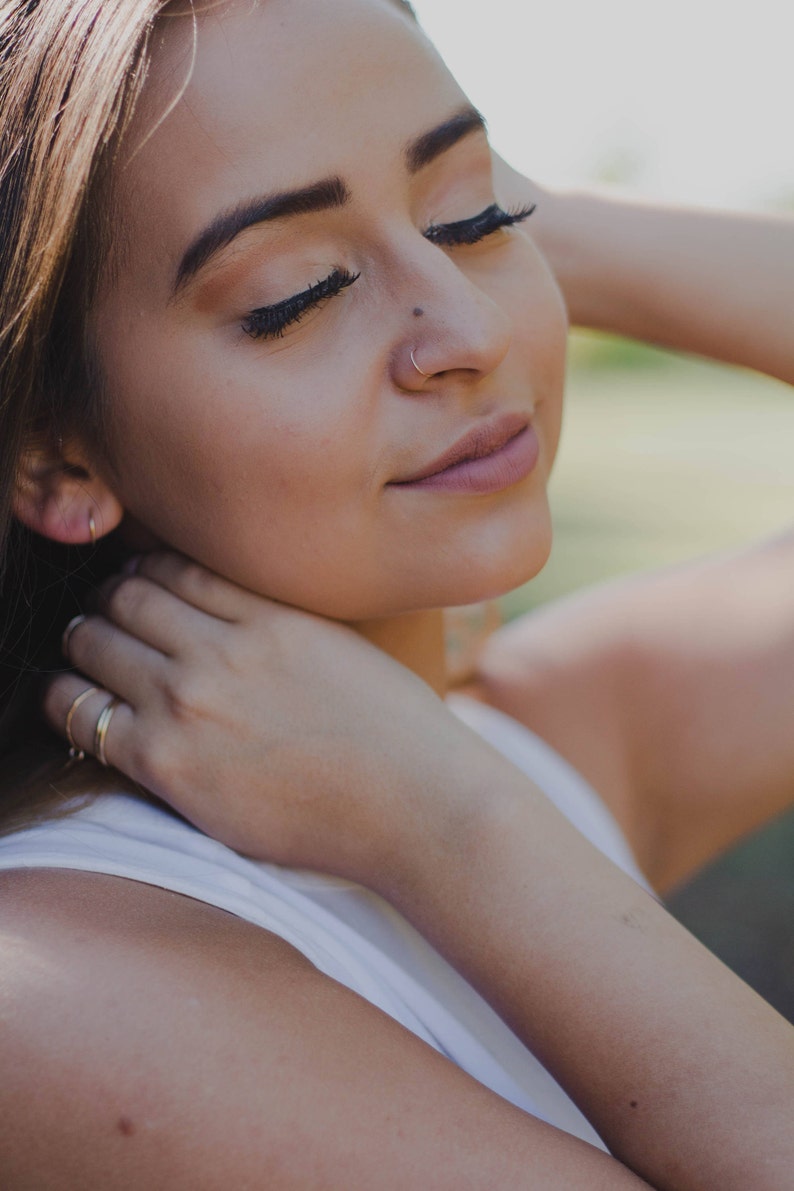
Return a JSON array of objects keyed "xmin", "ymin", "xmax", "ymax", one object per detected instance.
[
  {"xmin": 117, "ymin": 1116, "xmax": 136, "ymax": 1137},
  {"xmin": 412, "ymin": 307, "xmax": 424, "ymax": 317}
]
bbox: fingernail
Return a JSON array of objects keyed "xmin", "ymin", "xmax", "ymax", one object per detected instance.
[{"xmin": 122, "ymin": 554, "xmax": 142, "ymax": 575}]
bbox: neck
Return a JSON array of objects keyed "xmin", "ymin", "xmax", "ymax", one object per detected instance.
[
  {"xmin": 117, "ymin": 523, "xmax": 451, "ymax": 693},
  {"xmin": 350, "ymin": 609, "xmax": 448, "ymax": 698}
]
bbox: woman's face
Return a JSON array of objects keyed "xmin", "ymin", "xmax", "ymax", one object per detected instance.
[{"xmin": 91, "ymin": 0, "xmax": 566, "ymax": 620}]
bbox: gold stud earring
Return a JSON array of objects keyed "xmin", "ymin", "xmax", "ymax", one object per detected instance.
[{"xmin": 88, "ymin": 513, "xmax": 97, "ymax": 546}]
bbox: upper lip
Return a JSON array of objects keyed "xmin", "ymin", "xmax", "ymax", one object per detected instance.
[{"xmin": 390, "ymin": 412, "xmax": 531, "ymax": 484}]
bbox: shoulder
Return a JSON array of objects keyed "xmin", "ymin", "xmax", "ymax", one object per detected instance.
[
  {"xmin": 478, "ymin": 529, "xmax": 794, "ymax": 721},
  {"xmin": 472, "ymin": 584, "xmax": 638, "ymax": 852},
  {"xmin": 473, "ymin": 529, "xmax": 794, "ymax": 886},
  {"xmin": 0, "ymin": 867, "xmax": 644, "ymax": 1189},
  {"xmin": 0, "ymin": 867, "xmax": 327, "ymax": 1185}
]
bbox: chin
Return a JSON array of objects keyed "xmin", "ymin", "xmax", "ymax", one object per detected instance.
[
  {"xmin": 401, "ymin": 502, "xmax": 555, "ymax": 614},
  {"xmin": 270, "ymin": 499, "xmax": 555, "ymax": 622},
  {"xmin": 464, "ymin": 497, "xmax": 554, "ymax": 601},
  {"xmin": 451, "ymin": 529, "xmax": 553, "ymax": 607}
]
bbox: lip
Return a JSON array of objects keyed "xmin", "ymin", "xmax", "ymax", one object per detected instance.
[{"xmin": 389, "ymin": 413, "xmax": 539, "ymax": 495}]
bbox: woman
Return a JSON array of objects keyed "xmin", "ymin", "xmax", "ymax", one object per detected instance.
[{"xmin": 0, "ymin": 0, "xmax": 792, "ymax": 1186}]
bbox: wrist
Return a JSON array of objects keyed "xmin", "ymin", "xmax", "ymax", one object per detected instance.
[{"xmin": 369, "ymin": 720, "xmax": 528, "ymax": 907}]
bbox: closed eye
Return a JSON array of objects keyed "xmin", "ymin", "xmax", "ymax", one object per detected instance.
[
  {"xmin": 424, "ymin": 202, "xmax": 535, "ymax": 248},
  {"xmin": 240, "ymin": 202, "xmax": 535, "ymax": 343},
  {"xmin": 241, "ymin": 267, "xmax": 360, "ymax": 341}
]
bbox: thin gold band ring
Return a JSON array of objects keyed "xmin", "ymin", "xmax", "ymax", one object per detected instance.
[
  {"xmin": 93, "ymin": 696, "xmax": 121, "ymax": 767},
  {"xmin": 65, "ymin": 686, "xmax": 101, "ymax": 762},
  {"xmin": 62, "ymin": 614, "xmax": 87, "ymax": 657}
]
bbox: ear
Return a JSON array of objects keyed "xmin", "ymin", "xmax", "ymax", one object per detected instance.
[{"xmin": 13, "ymin": 437, "xmax": 124, "ymax": 545}]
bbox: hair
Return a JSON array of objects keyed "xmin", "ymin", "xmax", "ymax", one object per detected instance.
[
  {"xmin": 0, "ymin": 0, "xmax": 420, "ymax": 829},
  {"xmin": 0, "ymin": 0, "xmax": 181, "ymax": 827}
]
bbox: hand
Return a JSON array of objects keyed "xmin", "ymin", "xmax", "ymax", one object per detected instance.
[{"xmin": 45, "ymin": 552, "xmax": 477, "ymax": 885}]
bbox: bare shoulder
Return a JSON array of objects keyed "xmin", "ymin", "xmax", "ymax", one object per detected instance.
[
  {"xmin": 0, "ymin": 867, "xmax": 320, "ymax": 1188},
  {"xmin": 475, "ymin": 529, "xmax": 794, "ymax": 887},
  {"xmin": 0, "ymin": 867, "xmax": 648, "ymax": 1190},
  {"xmin": 472, "ymin": 576, "xmax": 641, "ymax": 851}
]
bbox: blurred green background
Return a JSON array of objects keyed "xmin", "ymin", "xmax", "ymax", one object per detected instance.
[{"xmin": 501, "ymin": 334, "xmax": 794, "ymax": 1021}]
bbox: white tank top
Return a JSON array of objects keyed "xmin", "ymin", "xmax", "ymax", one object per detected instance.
[{"xmin": 0, "ymin": 696, "xmax": 650, "ymax": 1151}]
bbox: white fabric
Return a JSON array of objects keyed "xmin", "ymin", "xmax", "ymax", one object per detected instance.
[{"xmin": 0, "ymin": 695, "xmax": 650, "ymax": 1150}]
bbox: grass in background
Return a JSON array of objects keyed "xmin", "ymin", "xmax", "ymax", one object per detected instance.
[{"xmin": 502, "ymin": 332, "xmax": 794, "ymax": 619}]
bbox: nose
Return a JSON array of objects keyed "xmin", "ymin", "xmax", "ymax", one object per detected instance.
[{"xmin": 391, "ymin": 246, "xmax": 513, "ymax": 392}]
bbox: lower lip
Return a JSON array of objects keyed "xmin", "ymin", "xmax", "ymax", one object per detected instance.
[{"xmin": 393, "ymin": 426, "xmax": 540, "ymax": 495}]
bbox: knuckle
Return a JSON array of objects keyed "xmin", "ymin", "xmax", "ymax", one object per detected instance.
[
  {"xmin": 162, "ymin": 670, "xmax": 211, "ymax": 724},
  {"xmin": 105, "ymin": 574, "xmax": 146, "ymax": 623},
  {"xmin": 138, "ymin": 549, "xmax": 179, "ymax": 584},
  {"xmin": 180, "ymin": 559, "xmax": 215, "ymax": 601},
  {"xmin": 207, "ymin": 631, "xmax": 241, "ymax": 672},
  {"xmin": 140, "ymin": 551, "xmax": 220, "ymax": 609}
]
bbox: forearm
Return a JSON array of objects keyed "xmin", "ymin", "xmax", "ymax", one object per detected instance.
[
  {"xmin": 377, "ymin": 741, "xmax": 794, "ymax": 1191},
  {"xmin": 545, "ymin": 190, "xmax": 794, "ymax": 383},
  {"xmin": 49, "ymin": 551, "xmax": 794, "ymax": 1188}
]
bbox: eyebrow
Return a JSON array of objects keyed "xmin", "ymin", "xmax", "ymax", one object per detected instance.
[
  {"xmin": 173, "ymin": 176, "xmax": 350, "ymax": 295},
  {"xmin": 172, "ymin": 105, "xmax": 488, "ymax": 296},
  {"xmin": 404, "ymin": 105, "xmax": 487, "ymax": 174}
]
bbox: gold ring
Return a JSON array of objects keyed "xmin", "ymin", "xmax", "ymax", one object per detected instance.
[
  {"xmin": 65, "ymin": 686, "xmax": 100, "ymax": 762},
  {"xmin": 94, "ymin": 696, "xmax": 121, "ymax": 767},
  {"xmin": 62, "ymin": 614, "xmax": 87, "ymax": 657}
]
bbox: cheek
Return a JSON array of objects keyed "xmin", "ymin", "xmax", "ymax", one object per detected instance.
[
  {"xmin": 531, "ymin": 299, "xmax": 567, "ymax": 469},
  {"xmin": 93, "ymin": 242, "xmax": 568, "ymax": 621},
  {"xmin": 97, "ymin": 329, "xmax": 391, "ymax": 608},
  {"xmin": 105, "ymin": 332, "xmax": 350, "ymax": 500},
  {"xmin": 500, "ymin": 245, "xmax": 567, "ymax": 466}
]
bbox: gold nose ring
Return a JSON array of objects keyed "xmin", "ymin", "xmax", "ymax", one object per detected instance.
[{"xmin": 410, "ymin": 349, "xmax": 432, "ymax": 379}]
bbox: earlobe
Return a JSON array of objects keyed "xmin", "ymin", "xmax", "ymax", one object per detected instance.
[{"xmin": 13, "ymin": 440, "xmax": 124, "ymax": 546}]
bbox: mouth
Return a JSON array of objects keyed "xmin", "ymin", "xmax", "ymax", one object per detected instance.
[{"xmin": 389, "ymin": 412, "xmax": 539, "ymax": 495}]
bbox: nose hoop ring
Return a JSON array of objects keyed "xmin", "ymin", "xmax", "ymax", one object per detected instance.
[{"xmin": 410, "ymin": 348, "xmax": 432, "ymax": 379}]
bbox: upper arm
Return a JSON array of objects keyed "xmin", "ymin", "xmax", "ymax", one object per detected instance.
[
  {"xmin": 473, "ymin": 588, "xmax": 642, "ymax": 863},
  {"xmin": 616, "ymin": 530, "xmax": 794, "ymax": 888},
  {"xmin": 0, "ymin": 869, "xmax": 648, "ymax": 1191},
  {"xmin": 476, "ymin": 529, "xmax": 794, "ymax": 891}
]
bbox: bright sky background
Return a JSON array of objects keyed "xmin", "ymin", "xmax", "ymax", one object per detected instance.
[{"xmin": 412, "ymin": 0, "xmax": 793, "ymax": 211}]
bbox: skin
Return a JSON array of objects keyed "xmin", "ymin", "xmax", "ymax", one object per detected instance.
[
  {"xmin": 5, "ymin": 0, "xmax": 794, "ymax": 1186},
  {"xmin": 87, "ymin": 0, "xmax": 564, "ymax": 631},
  {"xmin": 472, "ymin": 527, "xmax": 794, "ymax": 891}
]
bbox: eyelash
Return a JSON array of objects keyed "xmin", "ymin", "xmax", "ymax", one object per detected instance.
[
  {"xmin": 241, "ymin": 268, "xmax": 360, "ymax": 341},
  {"xmin": 423, "ymin": 201, "xmax": 536, "ymax": 247},
  {"xmin": 241, "ymin": 202, "xmax": 536, "ymax": 341}
]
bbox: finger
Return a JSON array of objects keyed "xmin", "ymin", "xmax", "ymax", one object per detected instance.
[
  {"xmin": 44, "ymin": 674, "xmax": 105, "ymax": 757},
  {"xmin": 98, "ymin": 573, "xmax": 211, "ymax": 656},
  {"xmin": 135, "ymin": 551, "xmax": 255, "ymax": 622},
  {"xmin": 45, "ymin": 673, "xmax": 138, "ymax": 778},
  {"xmin": 62, "ymin": 613, "xmax": 165, "ymax": 706},
  {"xmin": 43, "ymin": 671, "xmax": 129, "ymax": 762}
]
